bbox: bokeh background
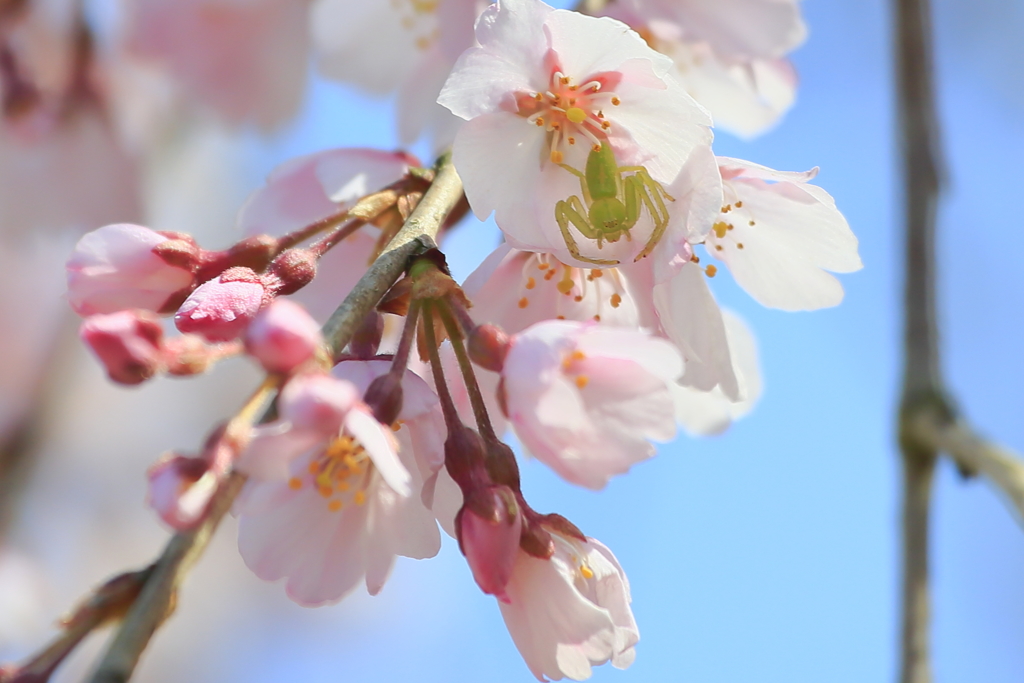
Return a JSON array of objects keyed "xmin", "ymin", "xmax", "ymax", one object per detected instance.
[{"xmin": 1, "ymin": 0, "xmax": 1023, "ymax": 681}]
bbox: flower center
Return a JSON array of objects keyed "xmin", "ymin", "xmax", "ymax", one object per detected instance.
[
  {"xmin": 288, "ymin": 434, "xmax": 373, "ymax": 512},
  {"xmin": 514, "ymin": 253, "xmax": 628, "ymax": 323},
  {"xmin": 516, "ymin": 70, "xmax": 622, "ymax": 164},
  {"xmin": 704, "ymin": 196, "xmax": 752, "ymax": 259},
  {"xmin": 395, "ymin": 0, "xmax": 440, "ymax": 51}
]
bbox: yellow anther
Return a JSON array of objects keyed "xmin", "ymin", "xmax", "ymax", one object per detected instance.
[
  {"xmin": 338, "ymin": 481, "xmax": 350, "ymax": 492},
  {"xmin": 593, "ymin": 314, "xmax": 601, "ymax": 322},
  {"xmin": 557, "ymin": 267, "xmax": 575, "ymax": 295},
  {"xmin": 318, "ymin": 485, "xmax": 333, "ymax": 498},
  {"xmin": 749, "ymin": 220, "xmax": 756, "ymax": 226},
  {"xmin": 722, "ymin": 204, "xmax": 732, "ymax": 213},
  {"xmin": 737, "ymin": 243, "xmax": 745, "ymax": 249},
  {"xmin": 328, "ymin": 500, "xmax": 342, "ymax": 512},
  {"xmin": 538, "ymin": 262, "xmax": 550, "ymax": 270},
  {"xmin": 565, "ymin": 106, "xmax": 587, "ymax": 124},
  {"xmin": 715, "ymin": 245, "xmax": 723, "ymax": 251},
  {"xmin": 574, "ymin": 295, "xmax": 583, "ymax": 302},
  {"xmin": 610, "ymin": 293, "xmax": 622, "ymax": 308},
  {"xmin": 518, "ymin": 297, "xmax": 529, "ymax": 309},
  {"xmin": 556, "ymin": 315, "xmax": 566, "ymax": 320},
  {"xmin": 580, "ymin": 564, "xmax": 595, "ymax": 579},
  {"xmin": 705, "ymin": 265, "xmax": 718, "ymax": 277},
  {"xmin": 713, "ymin": 221, "xmax": 730, "ymax": 239},
  {"xmin": 735, "ymin": 200, "xmax": 743, "ymax": 208},
  {"xmin": 535, "ymin": 117, "xmax": 545, "ymax": 126},
  {"xmin": 288, "ymin": 477, "xmax": 303, "ymax": 490},
  {"xmin": 575, "ymin": 375, "xmax": 589, "ymax": 389},
  {"xmin": 691, "ymin": 254, "xmax": 701, "ymax": 263},
  {"xmin": 550, "ymin": 150, "xmax": 564, "ymax": 164},
  {"xmin": 534, "ymin": 93, "xmax": 543, "ymax": 101},
  {"xmin": 560, "ymin": 76, "xmax": 570, "ymax": 85},
  {"xmin": 601, "ymin": 121, "xmax": 611, "ymax": 130},
  {"xmin": 591, "ymin": 143, "xmax": 601, "ymax": 152},
  {"xmin": 354, "ymin": 490, "xmax": 367, "ymax": 506},
  {"xmin": 525, "ymin": 276, "xmax": 536, "ymax": 290},
  {"xmin": 571, "ymin": 350, "xmax": 586, "ymax": 362},
  {"xmin": 568, "ymin": 136, "xmax": 576, "ymax": 145},
  {"xmin": 610, "ymin": 96, "xmax": 621, "ymax": 106}
]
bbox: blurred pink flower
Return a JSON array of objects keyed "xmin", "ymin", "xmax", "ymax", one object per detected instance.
[
  {"xmin": 244, "ymin": 298, "xmax": 324, "ymax": 374},
  {"xmin": 501, "ymin": 320, "xmax": 681, "ymax": 489},
  {"xmin": 79, "ymin": 310, "xmax": 164, "ymax": 385},
  {"xmin": 125, "ymin": 0, "xmax": 310, "ymax": 128}
]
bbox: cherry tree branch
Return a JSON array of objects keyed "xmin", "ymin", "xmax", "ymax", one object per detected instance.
[
  {"xmin": 83, "ymin": 153, "xmax": 462, "ymax": 683},
  {"xmin": 895, "ymin": 0, "xmax": 944, "ymax": 680},
  {"xmin": 895, "ymin": 0, "xmax": 1024, "ymax": 680}
]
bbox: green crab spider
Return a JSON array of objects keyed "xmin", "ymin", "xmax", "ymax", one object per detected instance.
[{"xmin": 554, "ymin": 143, "xmax": 675, "ymax": 267}]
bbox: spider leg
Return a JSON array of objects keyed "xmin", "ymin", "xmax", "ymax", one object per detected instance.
[{"xmin": 555, "ymin": 196, "xmax": 620, "ymax": 266}]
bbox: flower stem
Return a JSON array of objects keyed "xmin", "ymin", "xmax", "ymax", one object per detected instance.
[{"xmin": 436, "ymin": 301, "xmax": 498, "ymax": 443}]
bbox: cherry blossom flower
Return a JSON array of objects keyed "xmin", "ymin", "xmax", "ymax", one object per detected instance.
[
  {"xmin": 124, "ymin": 0, "xmax": 310, "ymax": 128},
  {"xmin": 147, "ymin": 452, "xmax": 219, "ymax": 530},
  {"xmin": 601, "ymin": 0, "xmax": 806, "ymax": 138},
  {"xmin": 702, "ymin": 157, "xmax": 862, "ymax": 310},
  {"xmin": 500, "ymin": 531, "xmax": 638, "ymax": 681},
  {"xmin": 438, "ymin": 0, "xmax": 714, "ymax": 269},
  {"xmin": 236, "ymin": 362, "xmax": 443, "ymax": 605},
  {"xmin": 244, "ymin": 299, "xmax": 324, "ymax": 374},
  {"xmin": 501, "ymin": 320, "xmax": 681, "ymax": 489},
  {"xmin": 458, "ymin": 485, "xmax": 522, "ymax": 602},
  {"xmin": 237, "ymin": 148, "xmax": 417, "ymax": 321},
  {"xmin": 66, "ymin": 223, "xmax": 195, "ymax": 316}
]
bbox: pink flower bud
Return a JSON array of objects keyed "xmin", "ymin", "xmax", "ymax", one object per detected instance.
[
  {"xmin": 79, "ymin": 310, "xmax": 165, "ymax": 385},
  {"xmin": 459, "ymin": 486, "xmax": 522, "ymax": 602},
  {"xmin": 147, "ymin": 453, "xmax": 217, "ymax": 530},
  {"xmin": 267, "ymin": 248, "xmax": 317, "ymax": 295},
  {"xmin": 66, "ymin": 223, "xmax": 196, "ymax": 316},
  {"xmin": 244, "ymin": 299, "xmax": 323, "ymax": 373},
  {"xmin": 174, "ymin": 267, "xmax": 268, "ymax": 342},
  {"xmin": 468, "ymin": 324, "xmax": 510, "ymax": 372}
]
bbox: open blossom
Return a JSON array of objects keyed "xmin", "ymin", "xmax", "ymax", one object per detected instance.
[
  {"xmin": 602, "ymin": 0, "xmax": 806, "ymax": 137},
  {"xmin": 237, "ymin": 148, "xmax": 417, "ymax": 321},
  {"xmin": 703, "ymin": 157, "xmax": 862, "ymax": 310},
  {"xmin": 502, "ymin": 320, "xmax": 681, "ymax": 489},
  {"xmin": 237, "ymin": 362, "xmax": 443, "ymax": 605},
  {"xmin": 66, "ymin": 224, "xmax": 195, "ymax": 316},
  {"xmin": 438, "ymin": 0, "xmax": 714, "ymax": 269},
  {"xmin": 500, "ymin": 531, "xmax": 638, "ymax": 681}
]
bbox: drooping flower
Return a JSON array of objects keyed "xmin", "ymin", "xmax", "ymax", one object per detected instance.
[
  {"xmin": 236, "ymin": 362, "xmax": 444, "ymax": 605},
  {"xmin": 702, "ymin": 157, "xmax": 862, "ymax": 310},
  {"xmin": 79, "ymin": 310, "xmax": 165, "ymax": 386},
  {"xmin": 499, "ymin": 530, "xmax": 638, "ymax": 681},
  {"xmin": 438, "ymin": 0, "xmax": 714, "ymax": 270},
  {"xmin": 501, "ymin": 320, "xmax": 682, "ymax": 489},
  {"xmin": 66, "ymin": 224, "xmax": 195, "ymax": 316},
  {"xmin": 458, "ymin": 485, "xmax": 523, "ymax": 602},
  {"xmin": 601, "ymin": 0, "xmax": 806, "ymax": 138}
]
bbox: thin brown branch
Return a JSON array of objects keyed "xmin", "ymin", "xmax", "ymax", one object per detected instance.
[
  {"xmin": 895, "ymin": 0, "xmax": 945, "ymax": 680},
  {"xmin": 85, "ymin": 153, "xmax": 463, "ymax": 683},
  {"xmin": 906, "ymin": 408, "xmax": 1024, "ymax": 525}
]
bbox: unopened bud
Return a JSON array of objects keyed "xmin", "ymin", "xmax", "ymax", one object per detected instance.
[
  {"xmin": 174, "ymin": 267, "xmax": 268, "ymax": 342},
  {"xmin": 66, "ymin": 223, "xmax": 196, "ymax": 316},
  {"xmin": 444, "ymin": 425, "xmax": 488, "ymax": 493},
  {"xmin": 245, "ymin": 299, "xmax": 323, "ymax": 373},
  {"xmin": 80, "ymin": 310, "xmax": 164, "ymax": 385},
  {"xmin": 468, "ymin": 324, "xmax": 510, "ymax": 372},
  {"xmin": 228, "ymin": 234, "xmax": 279, "ymax": 272},
  {"xmin": 363, "ymin": 372, "xmax": 404, "ymax": 425},
  {"xmin": 458, "ymin": 485, "xmax": 522, "ymax": 602},
  {"xmin": 268, "ymin": 248, "xmax": 317, "ymax": 295},
  {"xmin": 147, "ymin": 453, "xmax": 217, "ymax": 530},
  {"xmin": 483, "ymin": 438, "xmax": 521, "ymax": 490},
  {"xmin": 162, "ymin": 335, "xmax": 219, "ymax": 376}
]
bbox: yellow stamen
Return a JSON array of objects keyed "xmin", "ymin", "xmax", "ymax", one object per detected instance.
[
  {"xmin": 575, "ymin": 375, "xmax": 589, "ymax": 389},
  {"xmin": 580, "ymin": 565, "xmax": 595, "ymax": 579},
  {"xmin": 328, "ymin": 500, "xmax": 342, "ymax": 512},
  {"xmin": 713, "ymin": 222, "xmax": 730, "ymax": 239},
  {"xmin": 518, "ymin": 297, "xmax": 529, "ymax": 309},
  {"xmin": 705, "ymin": 265, "xmax": 718, "ymax": 277},
  {"xmin": 525, "ymin": 276, "xmax": 536, "ymax": 290},
  {"xmin": 610, "ymin": 293, "xmax": 622, "ymax": 308},
  {"xmin": 288, "ymin": 477, "xmax": 302, "ymax": 490},
  {"xmin": 354, "ymin": 490, "xmax": 367, "ymax": 506}
]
